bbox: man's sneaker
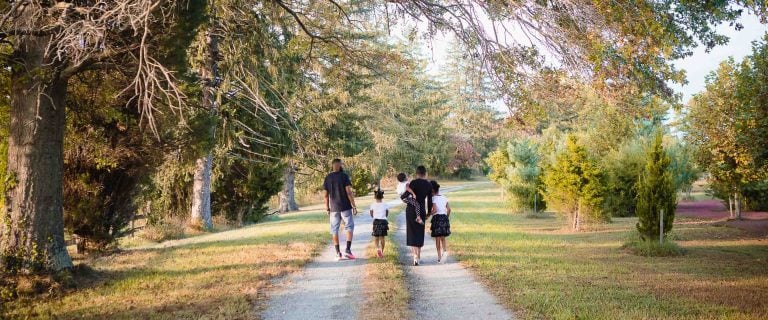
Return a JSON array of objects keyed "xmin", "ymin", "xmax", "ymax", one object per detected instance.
[
  {"xmin": 336, "ymin": 252, "xmax": 343, "ymax": 261},
  {"xmin": 344, "ymin": 250, "xmax": 356, "ymax": 260},
  {"xmin": 377, "ymin": 249, "xmax": 384, "ymax": 259}
]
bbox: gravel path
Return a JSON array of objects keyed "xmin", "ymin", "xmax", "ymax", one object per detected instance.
[
  {"xmin": 262, "ymin": 198, "xmax": 404, "ymax": 320},
  {"xmin": 263, "ymin": 182, "xmax": 513, "ymax": 320},
  {"xmin": 395, "ymin": 212, "xmax": 514, "ymax": 320}
]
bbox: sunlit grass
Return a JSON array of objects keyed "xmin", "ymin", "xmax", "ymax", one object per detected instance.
[
  {"xmin": 449, "ymin": 183, "xmax": 768, "ymax": 320},
  {"xmin": 3, "ymin": 210, "xmax": 330, "ymax": 319},
  {"xmin": 359, "ymin": 210, "xmax": 410, "ymax": 320},
  {"xmin": 3, "ymin": 187, "xmax": 418, "ymax": 319}
]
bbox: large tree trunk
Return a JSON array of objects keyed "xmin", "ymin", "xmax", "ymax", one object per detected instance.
[
  {"xmin": 190, "ymin": 154, "xmax": 213, "ymax": 229},
  {"xmin": 189, "ymin": 16, "xmax": 220, "ymax": 229},
  {"xmin": 278, "ymin": 165, "xmax": 299, "ymax": 213},
  {"xmin": 0, "ymin": 35, "xmax": 73, "ymax": 272}
]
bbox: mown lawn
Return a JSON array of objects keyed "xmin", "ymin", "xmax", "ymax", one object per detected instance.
[{"xmin": 449, "ymin": 183, "xmax": 768, "ymax": 320}]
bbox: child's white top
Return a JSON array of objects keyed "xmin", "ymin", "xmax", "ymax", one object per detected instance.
[
  {"xmin": 396, "ymin": 181, "xmax": 408, "ymax": 196},
  {"xmin": 370, "ymin": 202, "xmax": 389, "ymax": 220},
  {"xmin": 432, "ymin": 194, "xmax": 449, "ymax": 215}
]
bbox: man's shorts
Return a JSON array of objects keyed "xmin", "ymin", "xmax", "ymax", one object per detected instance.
[{"xmin": 329, "ymin": 209, "xmax": 354, "ymax": 234}]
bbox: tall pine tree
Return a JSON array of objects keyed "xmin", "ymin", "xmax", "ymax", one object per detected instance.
[{"xmin": 635, "ymin": 131, "xmax": 676, "ymax": 241}]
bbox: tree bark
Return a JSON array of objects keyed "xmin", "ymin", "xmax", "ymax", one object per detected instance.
[
  {"xmin": 190, "ymin": 154, "xmax": 213, "ymax": 229},
  {"xmin": 728, "ymin": 195, "xmax": 734, "ymax": 219},
  {"xmin": 189, "ymin": 14, "xmax": 220, "ymax": 230},
  {"xmin": 573, "ymin": 203, "xmax": 581, "ymax": 231},
  {"xmin": 0, "ymin": 34, "xmax": 73, "ymax": 272},
  {"xmin": 278, "ymin": 165, "xmax": 299, "ymax": 213},
  {"xmin": 735, "ymin": 192, "xmax": 742, "ymax": 221}
]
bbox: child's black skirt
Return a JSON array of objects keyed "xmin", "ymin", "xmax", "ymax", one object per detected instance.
[
  {"xmin": 430, "ymin": 214, "xmax": 451, "ymax": 237},
  {"xmin": 372, "ymin": 219, "xmax": 389, "ymax": 237}
]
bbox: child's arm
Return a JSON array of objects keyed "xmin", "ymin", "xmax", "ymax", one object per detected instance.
[
  {"xmin": 385, "ymin": 209, "xmax": 389, "ymax": 218},
  {"xmin": 369, "ymin": 209, "xmax": 373, "ymax": 218},
  {"xmin": 446, "ymin": 203, "xmax": 451, "ymax": 217},
  {"xmin": 406, "ymin": 184, "xmax": 415, "ymax": 197},
  {"xmin": 429, "ymin": 204, "xmax": 436, "ymax": 217}
]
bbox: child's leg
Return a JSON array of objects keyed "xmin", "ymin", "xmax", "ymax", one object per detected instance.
[
  {"xmin": 435, "ymin": 237, "xmax": 442, "ymax": 259},
  {"xmin": 442, "ymin": 237, "xmax": 448, "ymax": 252},
  {"xmin": 380, "ymin": 236, "xmax": 386, "ymax": 252},
  {"xmin": 376, "ymin": 237, "xmax": 381, "ymax": 250}
]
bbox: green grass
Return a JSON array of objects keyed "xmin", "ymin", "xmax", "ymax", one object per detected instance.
[
  {"xmin": 623, "ymin": 237, "xmax": 685, "ymax": 257},
  {"xmin": 448, "ymin": 183, "xmax": 768, "ymax": 320}
]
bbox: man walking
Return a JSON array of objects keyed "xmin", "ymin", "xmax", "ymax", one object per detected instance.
[{"xmin": 324, "ymin": 158, "xmax": 358, "ymax": 260}]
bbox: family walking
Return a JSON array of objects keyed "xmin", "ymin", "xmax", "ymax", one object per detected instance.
[{"xmin": 323, "ymin": 160, "xmax": 451, "ymax": 265}]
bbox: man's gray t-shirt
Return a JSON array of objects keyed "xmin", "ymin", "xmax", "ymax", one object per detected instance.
[{"xmin": 324, "ymin": 171, "xmax": 353, "ymax": 212}]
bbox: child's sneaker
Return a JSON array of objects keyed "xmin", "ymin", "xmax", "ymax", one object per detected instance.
[
  {"xmin": 344, "ymin": 250, "xmax": 356, "ymax": 260},
  {"xmin": 377, "ymin": 249, "xmax": 384, "ymax": 259},
  {"xmin": 442, "ymin": 251, "xmax": 448, "ymax": 261}
]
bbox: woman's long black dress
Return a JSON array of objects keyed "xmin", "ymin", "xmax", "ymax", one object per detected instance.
[{"xmin": 402, "ymin": 178, "xmax": 433, "ymax": 247}]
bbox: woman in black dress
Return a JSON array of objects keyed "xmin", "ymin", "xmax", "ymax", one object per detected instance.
[{"xmin": 401, "ymin": 165, "xmax": 432, "ymax": 266}]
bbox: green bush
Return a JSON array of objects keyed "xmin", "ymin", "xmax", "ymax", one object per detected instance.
[
  {"xmin": 350, "ymin": 168, "xmax": 374, "ymax": 196},
  {"xmin": 212, "ymin": 159, "xmax": 284, "ymax": 224},
  {"xmin": 543, "ymin": 135, "xmax": 608, "ymax": 230},
  {"xmin": 140, "ymin": 218, "xmax": 186, "ymax": 243},
  {"xmin": 623, "ymin": 237, "xmax": 685, "ymax": 257},
  {"xmin": 486, "ymin": 139, "xmax": 546, "ymax": 212},
  {"xmin": 452, "ymin": 166, "xmax": 473, "ymax": 180},
  {"xmin": 603, "ymin": 140, "xmax": 645, "ymax": 217},
  {"xmin": 737, "ymin": 180, "xmax": 768, "ymax": 211}
]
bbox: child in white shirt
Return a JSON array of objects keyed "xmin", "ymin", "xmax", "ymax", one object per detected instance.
[
  {"xmin": 429, "ymin": 180, "xmax": 451, "ymax": 263},
  {"xmin": 369, "ymin": 190, "xmax": 389, "ymax": 259}
]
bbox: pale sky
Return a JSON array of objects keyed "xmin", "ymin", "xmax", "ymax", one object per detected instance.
[{"xmin": 413, "ymin": 13, "xmax": 768, "ymax": 106}]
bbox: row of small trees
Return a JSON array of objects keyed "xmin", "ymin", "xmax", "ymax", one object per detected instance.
[{"xmin": 489, "ymin": 127, "xmax": 693, "ymax": 241}]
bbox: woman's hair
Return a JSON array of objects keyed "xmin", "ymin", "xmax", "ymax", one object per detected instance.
[
  {"xmin": 430, "ymin": 180, "xmax": 440, "ymax": 193},
  {"xmin": 397, "ymin": 172, "xmax": 407, "ymax": 182},
  {"xmin": 416, "ymin": 165, "xmax": 427, "ymax": 176},
  {"xmin": 374, "ymin": 189, "xmax": 385, "ymax": 200}
]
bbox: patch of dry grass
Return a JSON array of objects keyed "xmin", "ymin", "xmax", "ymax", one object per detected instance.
[
  {"xmin": 358, "ymin": 213, "xmax": 410, "ymax": 320},
  {"xmin": 2, "ymin": 211, "xmax": 329, "ymax": 320},
  {"xmin": 448, "ymin": 183, "xmax": 768, "ymax": 320}
]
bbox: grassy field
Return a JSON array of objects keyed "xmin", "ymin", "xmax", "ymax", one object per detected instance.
[{"xmin": 448, "ymin": 183, "xmax": 768, "ymax": 320}]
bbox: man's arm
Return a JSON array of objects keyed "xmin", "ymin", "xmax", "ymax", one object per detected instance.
[
  {"xmin": 324, "ymin": 190, "xmax": 330, "ymax": 215},
  {"xmin": 345, "ymin": 185, "xmax": 357, "ymax": 213}
]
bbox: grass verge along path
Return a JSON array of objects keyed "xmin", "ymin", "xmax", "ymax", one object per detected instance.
[
  {"xmin": 358, "ymin": 210, "xmax": 410, "ymax": 320},
  {"xmin": 2, "ymin": 211, "xmax": 329, "ymax": 319},
  {"xmin": 449, "ymin": 183, "xmax": 768, "ymax": 320}
]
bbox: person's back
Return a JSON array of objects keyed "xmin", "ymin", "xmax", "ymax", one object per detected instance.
[
  {"xmin": 432, "ymin": 194, "xmax": 449, "ymax": 215},
  {"xmin": 324, "ymin": 170, "xmax": 352, "ymax": 212},
  {"xmin": 323, "ymin": 159, "xmax": 358, "ymax": 261},
  {"xmin": 409, "ymin": 178, "xmax": 432, "ymax": 212}
]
